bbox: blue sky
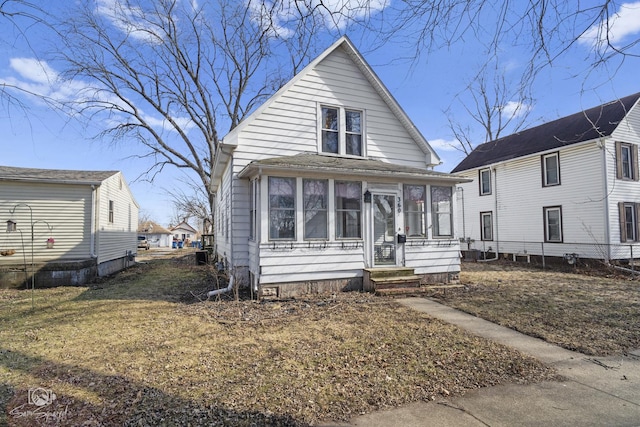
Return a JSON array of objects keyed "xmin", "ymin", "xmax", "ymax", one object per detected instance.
[{"xmin": 1, "ymin": 0, "xmax": 640, "ymax": 227}]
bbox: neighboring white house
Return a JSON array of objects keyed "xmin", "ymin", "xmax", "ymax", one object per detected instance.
[
  {"xmin": 212, "ymin": 36, "xmax": 468, "ymax": 297},
  {"xmin": 138, "ymin": 220, "xmax": 172, "ymax": 248},
  {"xmin": 0, "ymin": 166, "xmax": 139, "ymax": 288},
  {"xmin": 451, "ymin": 92, "xmax": 640, "ymax": 263},
  {"xmin": 169, "ymin": 221, "xmax": 199, "ymax": 246}
]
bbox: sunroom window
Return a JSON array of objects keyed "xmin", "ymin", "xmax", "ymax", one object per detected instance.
[
  {"xmin": 431, "ymin": 186, "xmax": 453, "ymax": 238},
  {"xmin": 269, "ymin": 177, "xmax": 296, "ymax": 240},
  {"xmin": 335, "ymin": 181, "xmax": 362, "ymax": 238},
  {"xmin": 303, "ymin": 179, "xmax": 328, "ymax": 239},
  {"xmin": 403, "ymin": 185, "xmax": 426, "ymax": 237}
]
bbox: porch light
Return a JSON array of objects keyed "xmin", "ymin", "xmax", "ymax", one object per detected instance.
[{"xmin": 364, "ymin": 190, "xmax": 371, "ymax": 203}]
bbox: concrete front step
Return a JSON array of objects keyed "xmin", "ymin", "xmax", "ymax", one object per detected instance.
[{"xmin": 375, "ymin": 287, "xmax": 428, "ymax": 296}]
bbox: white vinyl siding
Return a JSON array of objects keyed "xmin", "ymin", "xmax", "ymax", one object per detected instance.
[{"xmin": 456, "ymin": 141, "xmax": 607, "ymax": 256}]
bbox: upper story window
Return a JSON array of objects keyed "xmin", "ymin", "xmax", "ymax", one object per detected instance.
[
  {"xmin": 320, "ymin": 106, "xmax": 364, "ymax": 157},
  {"xmin": 616, "ymin": 141, "xmax": 639, "ymax": 181},
  {"xmin": 542, "ymin": 152, "xmax": 560, "ymax": 187},
  {"xmin": 479, "ymin": 168, "xmax": 491, "ymax": 195},
  {"xmin": 108, "ymin": 200, "xmax": 114, "ymax": 223}
]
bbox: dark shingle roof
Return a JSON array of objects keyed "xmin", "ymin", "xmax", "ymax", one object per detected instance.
[
  {"xmin": 0, "ymin": 166, "xmax": 118, "ymax": 184},
  {"xmin": 238, "ymin": 152, "xmax": 466, "ymax": 183},
  {"xmin": 451, "ymin": 92, "xmax": 640, "ymax": 173}
]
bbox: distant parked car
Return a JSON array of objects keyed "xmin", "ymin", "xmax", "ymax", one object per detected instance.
[{"xmin": 137, "ymin": 236, "xmax": 150, "ymax": 250}]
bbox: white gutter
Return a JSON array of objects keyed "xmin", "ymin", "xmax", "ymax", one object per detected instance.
[{"xmin": 207, "ymin": 274, "xmax": 234, "ymax": 298}]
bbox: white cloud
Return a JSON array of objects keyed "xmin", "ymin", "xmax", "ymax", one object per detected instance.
[
  {"xmin": 580, "ymin": 2, "xmax": 640, "ymax": 48},
  {"xmin": 428, "ymin": 138, "xmax": 460, "ymax": 151},
  {"xmin": 501, "ymin": 100, "xmax": 532, "ymax": 118}
]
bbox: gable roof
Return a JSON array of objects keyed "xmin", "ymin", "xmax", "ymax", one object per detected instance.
[
  {"xmin": 170, "ymin": 221, "xmax": 198, "ymax": 233},
  {"xmin": 451, "ymin": 92, "xmax": 640, "ymax": 173},
  {"xmin": 138, "ymin": 221, "xmax": 171, "ymax": 234},
  {"xmin": 211, "ymin": 36, "xmax": 440, "ymax": 191},
  {"xmin": 0, "ymin": 165, "xmax": 119, "ymax": 185},
  {"xmin": 238, "ymin": 152, "xmax": 466, "ymax": 184}
]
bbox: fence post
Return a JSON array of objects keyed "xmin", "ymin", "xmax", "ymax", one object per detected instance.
[{"xmin": 541, "ymin": 242, "xmax": 545, "ymax": 269}]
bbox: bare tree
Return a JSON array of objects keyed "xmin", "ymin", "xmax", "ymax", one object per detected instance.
[
  {"xmin": 47, "ymin": 0, "xmax": 344, "ymax": 228},
  {"xmin": 444, "ymin": 61, "xmax": 535, "ymax": 155},
  {"xmin": 165, "ymin": 177, "xmax": 212, "ymax": 234}
]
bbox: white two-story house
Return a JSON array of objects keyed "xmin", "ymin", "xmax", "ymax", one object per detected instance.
[{"xmin": 452, "ymin": 92, "xmax": 640, "ymax": 264}]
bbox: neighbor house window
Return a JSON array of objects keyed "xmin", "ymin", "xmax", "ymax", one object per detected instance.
[
  {"xmin": 431, "ymin": 186, "xmax": 453, "ymax": 238},
  {"xmin": 269, "ymin": 177, "xmax": 296, "ymax": 240},
  {"xmin": 616, "ymin": 142, "xmax": 639, "ymax": 180},
  {"xmin": 303, "ymin": 179, "xmax": 328, "ymax": 239},
  {"xmin": 479, "ymin": 168, "xmax": 491, "ymax": 195},
  {"xmin": 480, "ymin": 211, "xmax": 493, "ymax": 241},
  {"xmin": 618, "ymin": 202, "xmax": 640, "ymax": 242},
  {"xmin": 108, "ymin": 200, "xmax": 114, "ymax": 223},
  {"xmin": 543, "ymin": 206, "xmax": 563, "ymax": 242},
  {"xmin": 404, "ymin": 184, "xmax": 426, "ymax": 237},
  {"xmin": 542, "ymin": 152, "xmax": 560, "ymax": 186},
  {"xmin": 320, "ymin": 106, "xmax": 364, "ymax": 157},
  {"xmin": 335, "ymin": 181, "xmax": 361, "ymax": 238}
]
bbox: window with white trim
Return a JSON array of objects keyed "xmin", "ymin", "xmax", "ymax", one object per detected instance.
[
  {"xmin": 303, "ymin": 179, "xmax": 328, "ymax": 239},
  {"xmin": 249, "ymin": 179, "xmax": 257, "ymax": 240},
  {"xmin": 479, "ymin": 168, "xmax": 491, "ymax": 195},
  {"xmin": 543, "ymin": 206, "xmax": 563, "ymax": 242},
  {"xmin": 542, "ymin": 152, "xmax": 560, "ymax": 186},
  {"xmin": 320, "ymin": 106, "xmax": 364, "ymax": 157},
  {"xmin": 403, "ymin": 185, "xmax": 426, "ymax": 237},
  {"xmin": 480, "ymin": 211, "xmax": 493, "ymax": 241},
  {"xmin": 335, "ymin": 181, "xmax": 362, "ymax": 239},
  {"xmin": 269, "ymin": 177, "xmax": 296, "ymax": 240},
  {"xmin": 431, "ymin": 186, "xmax": 453, "ymax": 238}
]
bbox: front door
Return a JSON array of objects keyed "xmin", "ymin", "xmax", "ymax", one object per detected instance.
[{"xmin": 372, "ymin": 194, "xmax": 397, "ymax": 266}]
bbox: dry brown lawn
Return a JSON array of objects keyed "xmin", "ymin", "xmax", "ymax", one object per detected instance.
[
  {"xmin": 0, "ymin": 254, "xmax": 556, "ymax": 426},
  {"xmin": 430, "ymin": 260, "xmax": 640, "ymax": 356}
]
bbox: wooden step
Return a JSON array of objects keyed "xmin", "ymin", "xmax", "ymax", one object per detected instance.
[
  {"xmin": 370, "ymin": 275, "xmax": 422, "ymax": 289},
  {"xmin": 365, "ymin": 267, "xmax": 415, "ymax": 279}
]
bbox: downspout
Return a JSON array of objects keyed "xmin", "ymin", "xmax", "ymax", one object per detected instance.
[
  {"xmin": 207, "ymin": 273, "xmax": 235, "ymax": 298},
  {"xmin": 90, "ymin": 185, "xmax": 97, "ymax": 258},
  {"xmin": 478, "ymin": 166, "xmax": 499, "ymax": 262}
]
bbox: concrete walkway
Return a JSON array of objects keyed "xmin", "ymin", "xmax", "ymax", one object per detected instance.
[{"xmin": 324, "ymin": 298, "xmax": 640, "ymax": 427}]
